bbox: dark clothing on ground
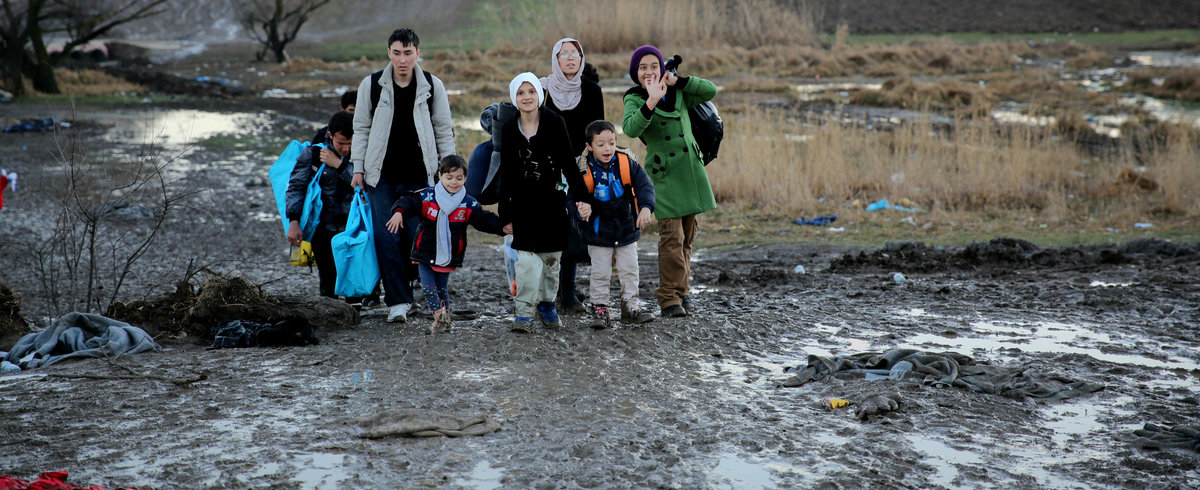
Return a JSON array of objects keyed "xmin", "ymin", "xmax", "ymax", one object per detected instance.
[
  {"xmin": 1128, "ymin": 423, "xmax": 1200, "ymax": 452},
  {"xmin": 390, "ymin": 187, "xmax": 505, "ymax": 269},
  {"xmin": 577, "ymin": 149, "xmax": 656, "ymax": 248},
  {"xmin": 210, "ymin": 318, "xmax": 318, "ymax": 348},
  {"xmin": 383, "ymin": 79, "xmax": 425, "ymax": 185},
  {"xmin": 780, "ymin": 349, "xmax": 1105, "ymax": 402},
  {"xmin": 544, "ymin": 78, "xmax": 605, "ymax": 155},
  {"xmin": 498, "ymin": 108, "xmax": 588, "ymax": 253},
  {"xmin": 352, "ymin": 409, "xmax": 500, "ymax": 438}
]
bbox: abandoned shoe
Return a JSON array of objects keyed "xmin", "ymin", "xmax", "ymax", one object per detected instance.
[
  {"xmin": 536, "ymin": 302, "xmax": 562, "ymax": 328},
  {"xmin": 660, "ymin": 304, "xmax": 687, "ymax": 318},
  {"xmin": 387, "ymin": 303, "xmax": 411, "ymax": 323},
  {"xmin": 511, "ymin": 316, "xmax": 534, "ymax": 333},
  {"xmin": 620, "ymin": 300, "xmax": 655, "ymax": 324},
  {"xmin": 588, "ymin": 304, "xmax": 611, "ymax": 330}
]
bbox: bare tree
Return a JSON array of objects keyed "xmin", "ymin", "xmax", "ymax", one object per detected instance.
[
  {"xmin": 239, "ymin": 0, "xmax": 331, "ymax": 63},
  {"xmin": 0, "ymin": 0, "xmax": 167, "ymax": 95},
  {"xmin": 21, "ymin": 115, "xmax": 201, "ymax": 319}
]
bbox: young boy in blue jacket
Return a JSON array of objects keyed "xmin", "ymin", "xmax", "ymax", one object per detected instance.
[
  {"xmin": 574, "ymin": 120, "xmax": 656, "ymax": 328},
  {"xmin": 385, "ymin": 155, "xmax": 507, "ymax": 334}
]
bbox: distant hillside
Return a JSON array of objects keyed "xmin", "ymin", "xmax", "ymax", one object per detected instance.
[
  {"xmin": 110, "ymin": 0, "xmax": 1198, "ymax": 44},
  {"xmin": 112, "ymin": 0, "xmax": 472, "ymax": 42}
]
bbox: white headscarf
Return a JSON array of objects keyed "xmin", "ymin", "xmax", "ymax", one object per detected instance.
[
  {"xmin": 540, "ymin": 38, "xmax": 583, "ymax": 111},
  {"xmin": 509, "ymin": 72, "xmax": 544, "ymax": 108}
]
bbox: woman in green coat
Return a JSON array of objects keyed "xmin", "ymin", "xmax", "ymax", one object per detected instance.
[{"xmin": 622, "ymin": 45, "xmax": 718, "ymax": 318}]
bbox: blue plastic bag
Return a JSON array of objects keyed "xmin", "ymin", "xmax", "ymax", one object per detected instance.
[
  {"xmin": 332, "ymin": 188, "xmax": 380, "ymax": 298},
  {"xmin": 269, "ymin": 140, "xmax": 326, "ymax": 240}
]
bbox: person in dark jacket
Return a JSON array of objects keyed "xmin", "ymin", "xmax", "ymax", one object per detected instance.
[
  {"xmin": 386, "ymin": 155, "xmax": 506, "ymax": 334},
  {"xmin": 285, "ymin": 111, "xmax": 360, "ymax": 303},
  {"xmin": 574, "ymin": 120, "xmax": 656, "ymax": 329},
  {"xmin": 622, "ymin": 45, "xmax": 718, "ymax": 318},
  {"xmin": 540, "ymin": 37, "xmax": 606, "ymax": 315},
  {"xmin": 309, "ymin": 90, "xmax": 358, "ymax": 144},
  {"xmin": 498, "ymin": 72, "xmax": 590, "ymax": 333}
]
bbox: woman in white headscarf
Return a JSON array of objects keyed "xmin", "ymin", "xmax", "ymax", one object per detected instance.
[
  {"xmin": 541, "ymin": 37, "xmax": 605, "ymax": 154},
  {"xmin": 541, "ymin": 38, "xmax": 606, "ymax": 314},
  {"xmin": 497, "ymin": 72, "xmax": 590, "ymax": 333}
]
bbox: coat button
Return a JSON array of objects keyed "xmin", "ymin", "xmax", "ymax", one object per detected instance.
[
  {"xmin": 682, "ymin": 147, "xmax": 688, "ymax": 153},
  {"xmin": 669, "ymin": 152, "xmax": 676, "ymax": 157},
  {"xmin": 664, "ymin": 136, "xmax": 671, "ymax": 140},
  {"xmin": 678, "ymin": 132, "xmax": 685, "ymax": 137}
]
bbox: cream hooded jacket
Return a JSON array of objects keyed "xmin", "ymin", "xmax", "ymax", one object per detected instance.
[{"xmin": 351, "ymin": 63, "xmax": 455, "ymax": 187}]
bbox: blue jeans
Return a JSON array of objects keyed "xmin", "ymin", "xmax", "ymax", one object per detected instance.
[
  {"xmin": 367, "ymin": 179, "xmax": 422, "ymax": 307},
  {"xmin": 417, "ymin": 263, "xmax": 451, "ymax": 312}
]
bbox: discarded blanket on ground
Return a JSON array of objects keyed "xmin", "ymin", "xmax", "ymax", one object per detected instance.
[
  {"xmin": 779, "ymin": 348, "xmax": 1104, "ymax": 402},
  {"xmin": 352, "ymin": 409, "xmax": 500, "ymax": 438},
  {"xmin": 209, "ymin": 317, "xmax": 319, "ymax": 348},
  {"xmin": 1127, "ymin": 423, "xmax": 1200, "ymax": 452},
  {"xmin": 2, "ymin": 312, "xmax": 160, "ymax": 370}
]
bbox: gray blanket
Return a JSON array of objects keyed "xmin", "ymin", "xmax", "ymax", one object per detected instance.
[
  {"xmin": 1128, "ymin": 423, "xmax": 1200, "ymax": 452},
  {"xmin": 3, "ymin": 312, "xmax": 160, "ymax": 370},
  {"xmin": 780, "ymin": 348, "xmax": 1104, "ymax": 402},
  {"xmin": 352, "ymin": 409, "xmax": 501, "ymax": 438}
]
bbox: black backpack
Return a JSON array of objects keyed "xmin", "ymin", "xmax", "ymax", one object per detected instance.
[
  {"xmin": 369, "ymin": 69, "xmax": 435, "ymax": 119},
  {"xmin": 689, "ymin": 101, "xmax": 723, "ymax": 166}
]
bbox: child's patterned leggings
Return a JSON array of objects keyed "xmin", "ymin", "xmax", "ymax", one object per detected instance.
[{"xmin": 417, "ymin": 263, "xmax": 450, "ymax": 312}]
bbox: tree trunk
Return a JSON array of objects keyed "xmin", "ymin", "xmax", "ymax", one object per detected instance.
[
  {"xmin": 272, "ymin": 44, "xmax": 288, "ymax": 63},
  {"xmin": 30, "ymin": 62, "xmax": 59, "ymax": 94}
]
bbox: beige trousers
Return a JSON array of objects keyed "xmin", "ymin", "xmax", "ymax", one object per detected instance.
[
  {"xmin": 586, "ymin": 243, "xmax": 640, "ymax": 307},
  {"xmin": 514, "ymin": 250, "xmax": 560, "ymax": 318}
]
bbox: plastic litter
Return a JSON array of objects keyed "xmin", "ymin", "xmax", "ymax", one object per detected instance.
[
  {"xmin": 793, "ymin": 215, "xmax": 837, "ymax": 226},
  {"xmin": 865, "ymin": 199, "xmax": 921, "ymax": 213},
  {"xmin": 1133, "ymin": 223, "xmax": 1155, "ymax": 229},
  {"xmin": 892, "ymin": 272, "xmax": 907, "ymax": 284},
  {"xmin": 793, "ymin": 265, "xmax": 806, "ymax": 274},
  {"xmin": 350, "ymin": 370, "xmax": 374, "ymax": 388},
  {"xmin": 3, "ymin": 117, "xmax": 61, "ymax": 133},
  {"xmin": 820, "ymin": 397, "xmax": 851, "ymax": 410}
]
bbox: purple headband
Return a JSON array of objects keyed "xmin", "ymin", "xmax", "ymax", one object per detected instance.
[{"xmin": 629, "ymin": 45, "xmax": 664, "ymax": 84}]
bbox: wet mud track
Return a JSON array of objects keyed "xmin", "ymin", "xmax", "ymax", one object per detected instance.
[{"xmin": 1, "ymin": 103, "xmax": 1198, "ymax": 488}]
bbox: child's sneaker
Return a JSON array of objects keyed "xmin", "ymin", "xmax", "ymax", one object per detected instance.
[
  {"xmin": 588, "ymin": 304, "xmax": 610, "ymax": 330},
  {"xmin": 536, "ymin": 302, "xmax": 562, "ymax": 328},
  {"xmin": 511, "ymin": 317, "xmax": 534, "ymax": 333},
  {"xmin": 620, "ymin": 300, "xmax": 655, "ymax": 324}
]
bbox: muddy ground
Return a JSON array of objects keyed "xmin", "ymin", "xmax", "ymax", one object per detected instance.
[{"xmin": 1, "ymin": 98, "xmax": 1198, "ymax": 489}]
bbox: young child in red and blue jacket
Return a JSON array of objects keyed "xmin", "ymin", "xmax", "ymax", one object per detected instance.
[{"xmin": 386, "ymin": 155, "xmax": 508, "ymax": 334}]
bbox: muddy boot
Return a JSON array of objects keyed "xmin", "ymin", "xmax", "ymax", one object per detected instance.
[
  {"xmin": 427, "ymin": 308, "xmax": 450, "ymax": 335},
  {"xmin": 511, "ymin": 317, "xmax": 534, "ymax": 333},
  {"xmin": 536, "ymin": 301, "xmax": 563, "ymax": 328},
  {"xmin": 559, "ymin": 290, "xmax": 588, "ymax": 314},
  {"xmin": 620, "ymin": 300, "xmax": 655, "ymax": 324},
  {"xmin": 679, "ymin": 295, "xmax": 692, "ymax": 315},
  {"xmin": 588, "ymin": 304, "xmax": 611, "ymax": 330}
]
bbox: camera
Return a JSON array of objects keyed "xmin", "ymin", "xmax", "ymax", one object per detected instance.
[{"xmin": 663, "ymin": 54, "xmax": 683, "ymax": 74}]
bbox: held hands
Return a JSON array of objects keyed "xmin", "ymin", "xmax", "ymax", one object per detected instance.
[
  {"xmin": 385, "ymin": 211, "xmax": 404, "ymax": 234},
  {"xmin": 287, "ymin": 221, "xmax": 302, "ymax": 246},
  {"xmin": 636, "ymin": 208, "xmax": 653, "ymax": 229},
  {"xmin": 576, "ymin": 202, "xmax": 592, "ymax": 221},
  {"xmin": 320, "ymin": 148, "xmax": 342, "ymax": 168}
]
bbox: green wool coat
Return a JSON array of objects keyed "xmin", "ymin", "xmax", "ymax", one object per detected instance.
[{"xmin": 622, "ymin": 76, "xmax": 718, "ymax": 219}]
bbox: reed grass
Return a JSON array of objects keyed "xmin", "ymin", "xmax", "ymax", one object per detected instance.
[{"xmin": 704, "ymin": 107, "xmax": 1198, "ymax": 226}]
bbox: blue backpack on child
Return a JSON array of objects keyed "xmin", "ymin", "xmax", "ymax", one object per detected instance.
[{"xmin": 269, "ymin": 140, "xmax": 326, "ymax": 241}]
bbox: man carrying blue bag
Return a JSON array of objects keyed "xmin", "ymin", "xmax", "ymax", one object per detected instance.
[{"xmin": 282, "ymin": 111, "xmax": 364, "ymax": 304}]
